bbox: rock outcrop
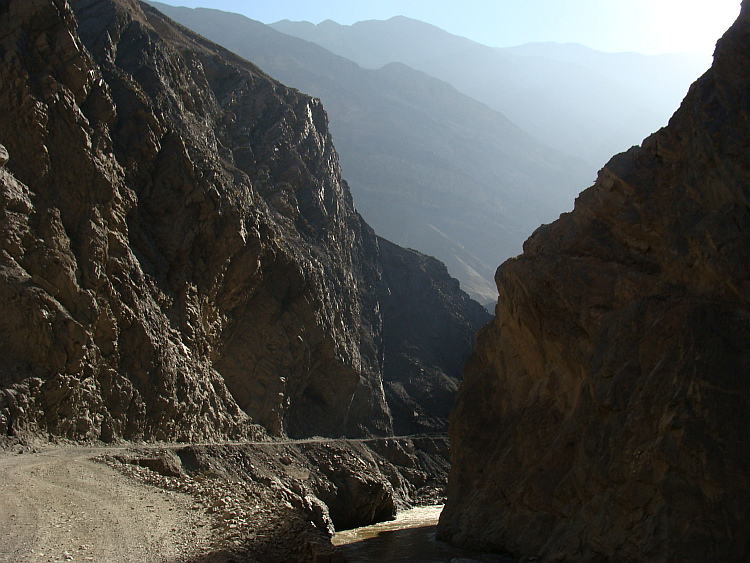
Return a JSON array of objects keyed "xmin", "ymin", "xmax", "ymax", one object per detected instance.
[
  {"xmin": 439, "ymin": 5, "xmax": 750, "ymax": 562},
  {"xmin": 377, "ymin": 237, "xmax": 489, "ymax": 435},
  {"xmin": 103, "ymin": 435, "xmax": 449, "ymax": 559},
  {"xmin": 0, "ymin": 0, "xmax": 488, "ymax": 443}
]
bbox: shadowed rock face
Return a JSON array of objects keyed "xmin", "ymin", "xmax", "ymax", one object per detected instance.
[
  {"xmin": 439, "ymin": 4, "xmax": 750, "ymax": 562},
  {"xmin": 0, "ymin": 0, "xmax": 488, "ymax": 442}
]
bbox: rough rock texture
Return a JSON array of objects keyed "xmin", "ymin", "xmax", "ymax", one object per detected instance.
[
  {"xmin": 378, "ymin": 237, "xmax": 490, "ymax": 435},
  {"xmin": 439, "ymin": 5, "xmax": 750, "ymax": 562},
  {"xmin": 104, "ymin": 436, "xmax": 450, "ymax": 560},
  {"xmin": 0, "ymin": 0, "xmax": 487, "ymax": 442}
]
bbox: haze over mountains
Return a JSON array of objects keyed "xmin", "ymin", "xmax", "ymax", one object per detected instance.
[
  {"xmin": 150, "ymin": 2, "xmax": 596, "ymax": 306},
  {"xmin": 272, "ymin": 16, "xmax": 711, "ymax": 167},
  {"xmin": 1, "ymin": 1, "xmax": 746, "ymax": 561},
  {"xmin": 151, "ymin": 4, "xmax": 713, "ymax": 306}
]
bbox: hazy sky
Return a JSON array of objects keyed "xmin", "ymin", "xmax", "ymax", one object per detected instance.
[{"xmin": 153, "ymin": 0, "xmax": 741, "ymax": 55}]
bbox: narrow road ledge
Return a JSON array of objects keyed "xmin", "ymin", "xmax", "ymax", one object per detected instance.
[{"xmin": 1, "ymin": 436, "xmax": 449, "ymax": 562}]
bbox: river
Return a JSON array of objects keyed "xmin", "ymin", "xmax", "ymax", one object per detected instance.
[{"xmin": 332, "ymin": 505, "xmax": 514, "ymax": 562}]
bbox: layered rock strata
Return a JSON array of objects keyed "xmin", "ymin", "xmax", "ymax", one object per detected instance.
[
  {"xmin": 439, "ymin": 5, "xmax": 750, "ymax": 562},
  {"xmin": 0, "ymin": 0, "xmax": 488, "ymax": 443}
]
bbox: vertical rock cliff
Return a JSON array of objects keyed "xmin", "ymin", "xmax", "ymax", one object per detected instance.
[
  {"xmin": 0, "ymin": 0, "xmax": 488, "ymax": 442},
  {"xmin": 439, "ymin": 5, "xmax": 750, "ymax": 562}
]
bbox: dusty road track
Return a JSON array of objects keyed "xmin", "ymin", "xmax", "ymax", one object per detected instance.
[{"xmin": 0, "ymin": 447, "xmax": 211, "ymax": 563}]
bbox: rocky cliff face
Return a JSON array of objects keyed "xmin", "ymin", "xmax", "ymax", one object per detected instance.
[
  {"xmin": 439, "ymin": 5, "xmax": 750, "ymax": 562},
  {"xmin": 0, "ymin": 0, "xmax": 488, "ymax": 443},
  {"xmin": 377, "ymin": 237, "xmax": 489, "ymax": 435},
  {"xmin": 146, "ymin": 2, "xmax": 595, "ymax": 308}
]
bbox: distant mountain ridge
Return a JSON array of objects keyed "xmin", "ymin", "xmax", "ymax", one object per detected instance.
[
  {"xmin": 150, "ymin": 2, "xmax": 592, "ymax": 305},
  {"xmin": 271, "ymin": 16, "xmax": 711, "ymax": 167},
  {"xmin": 273, "ymin": 16, "xmax": 709, "ymax": 90},
  {"xmin": 272, "ymin": 16, "xmax": 483, "ymax": 72}
]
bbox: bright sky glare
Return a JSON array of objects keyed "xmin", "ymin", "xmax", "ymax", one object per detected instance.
[{"xmin": 153, "ymin": 0, "xmax": 741, "ymax": 55}]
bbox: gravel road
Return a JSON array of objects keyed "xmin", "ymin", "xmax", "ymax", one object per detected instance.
[{"xmin": 0, "ymin": 446, "xmax": 211, "ymax": 563}]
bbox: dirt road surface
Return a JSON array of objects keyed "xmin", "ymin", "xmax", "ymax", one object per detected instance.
[{"xmin": 0, "ymin": 446, "xmax": 211, "ymax": 563}]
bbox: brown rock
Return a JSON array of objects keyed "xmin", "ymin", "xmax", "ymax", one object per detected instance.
[
  {"xmin": 0, "ymin": 0, "xmax": 485, "ymax": 443},
  {"xmin": 439, "ymin": 5, "xmax": 750, "ymax": 562}
]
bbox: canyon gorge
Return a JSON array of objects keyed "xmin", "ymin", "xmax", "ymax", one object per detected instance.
[
  {"xmin": 0, "ymin": 0, "xmax": 486, "ymax": 558},
  {"xmin": 1, "ymin": 0, "xmax": 749, "ymax": 561}
]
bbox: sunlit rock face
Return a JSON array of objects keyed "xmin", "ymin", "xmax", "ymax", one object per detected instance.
[
  {"xmin": 438, "ymin": 4, "xmax": 750, "ymax": 561},
  {"xmin": 0, "ymin": 0, "xmax": 488, "ymax": 442}
]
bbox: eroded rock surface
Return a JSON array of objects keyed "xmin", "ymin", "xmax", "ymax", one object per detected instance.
[
  {"xmin": 439, "ymin": 5, "xmax": 750, "ymax": 562},
  {"xmin": 0, "ymin": 0, "xmax": 487, "ymax": 443},
  {"xmin": 102, "ymin": 436, "xmax": 450, "ymax": 560}
]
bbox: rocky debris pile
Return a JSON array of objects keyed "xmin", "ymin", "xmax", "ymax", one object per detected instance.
[
  {"xmin": 101, "ymin": 436, "xmax": 449, "ymax": 561},
  {"xmin": 439, "ymin": 4, "xmax": 750, "ymax": 562},
  {"xmin": 103, "ymin": 451, "xmax": 334, "ymax": 562},
  {"xmin": 0, "ymin": 0, "xmax": 487, "ymax": 444}
]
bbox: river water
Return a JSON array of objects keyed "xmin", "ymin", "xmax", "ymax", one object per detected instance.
[{"xmin": 332, "ymin": 505, "xmax": 514, "ymax": 563}]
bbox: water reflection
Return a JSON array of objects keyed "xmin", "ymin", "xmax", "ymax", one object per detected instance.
[{"xmin": 333, "ymin": 505, "xmax": 514, "ymax": 563}]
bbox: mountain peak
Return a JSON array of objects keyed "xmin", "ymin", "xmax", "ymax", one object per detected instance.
[{"xmin": 317, "ymin": 18, "xmax": 341, "ymax": 28}]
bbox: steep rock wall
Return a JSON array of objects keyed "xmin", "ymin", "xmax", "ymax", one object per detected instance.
[
  {"xmin": 439, "ymin": 5, "xmax": 750, "ymax": 562},
  {"xmin": 378, "ymin": 237, "xmax": 489, "ymax": 435},
  {"xmin": 0, "ymin": 0, "xmax": 487, "ymax": 442}
]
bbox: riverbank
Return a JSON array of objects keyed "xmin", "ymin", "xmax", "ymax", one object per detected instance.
[
  {"xmin": 334, "ymin": 505, "xmax": 518, "ymax": 563},
  {"xmin": 1, "ymin": 435, "xmax": 450, "ymax": 562}
]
